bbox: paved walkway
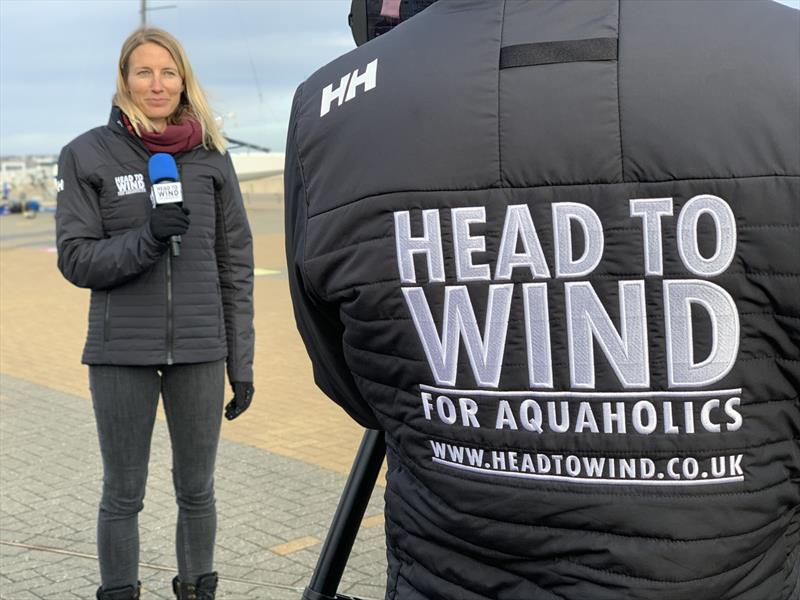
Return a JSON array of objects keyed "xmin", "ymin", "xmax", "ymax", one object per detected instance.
[{"xmin": 0, "ymin": 200, "xmax": 388, "ymax": 599}]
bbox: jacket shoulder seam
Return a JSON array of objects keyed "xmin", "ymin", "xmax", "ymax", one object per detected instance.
[
  {"xmin": 293, "ymin": 82, "xmax": 324, "ymax": 302},
  {"xmin": 616, "ymin": 0, "xmax": 625, "ymax": 182}
]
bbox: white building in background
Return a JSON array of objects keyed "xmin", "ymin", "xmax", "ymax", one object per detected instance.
[
  {"xmin": 0, "ymin": 155, "xmax": 58, "ymax": 188},
  {"xmin": 229, "ymin": 152, "xmax": 285, "ymax": 181},
  {"xmin": 1, "ymin": 160, "xmax": 27, "ymax": 183}
]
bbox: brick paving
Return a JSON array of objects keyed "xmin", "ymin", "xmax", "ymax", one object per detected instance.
[
  {"xmin": 0, "ymin": 203, "xmax": 388, "ymax": 599},
  {"xmin": 0, "ymin": 374, "xmax": 387, "ymax": 599}
]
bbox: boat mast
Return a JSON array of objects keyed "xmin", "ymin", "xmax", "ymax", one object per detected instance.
[{"xmin": 139, "ymin": 0, "xmax": 176, "ymax": 28}]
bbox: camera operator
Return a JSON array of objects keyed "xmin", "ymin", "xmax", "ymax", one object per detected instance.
[{"xmin": 286, "ymin": 1, "xmax": 799, "ymax": 599}]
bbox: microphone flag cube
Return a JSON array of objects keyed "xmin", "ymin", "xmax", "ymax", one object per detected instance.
[{"xmin": 151, "ymin": 181, "xmax": 183, "ymax": 207}]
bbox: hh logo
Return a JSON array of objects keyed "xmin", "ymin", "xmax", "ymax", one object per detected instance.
[
  {"xmin": 320, "ymin": 59, "xmax": 378, "ymax": 117},
  {"xmin": 115, "ymin": 173, "xmax": 146, "ymax": 197}
]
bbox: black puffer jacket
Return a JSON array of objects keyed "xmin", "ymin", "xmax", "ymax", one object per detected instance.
[
  {"xmin": 57, "ymin": 107, "xmax": 254, "ymax": 383},
  {"xmin": 286, "ymin": 1, "xmax": 799, "ymax": 599}
]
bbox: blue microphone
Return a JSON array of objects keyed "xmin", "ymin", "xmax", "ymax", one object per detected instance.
[{"xmin": 148, "ymin": 153, "xmax": 184, "ymax": 257}]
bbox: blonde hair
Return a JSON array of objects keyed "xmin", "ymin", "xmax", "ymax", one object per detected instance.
[{"xmin": 113, "ymin": 27, "xmax": 226, "ymax": 153}]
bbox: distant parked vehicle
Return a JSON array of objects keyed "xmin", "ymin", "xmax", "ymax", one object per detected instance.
[{"xmin": 24, "ymin": 198, "xmax": 40, "ymax": 218}]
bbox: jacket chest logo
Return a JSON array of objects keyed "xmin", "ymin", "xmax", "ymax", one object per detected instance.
[{"xmin": 114, "ymin": 173, "xmax": 146, "ymax": 197}]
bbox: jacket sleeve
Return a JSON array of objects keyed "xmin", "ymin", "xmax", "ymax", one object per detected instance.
[
  {"xmin": 55, "ymin": 145, "xmax": 167, "ymax": 290},
  {"xmin": 215, "ymin": 152, "xmax": 255, "ymax": 384},
  {"xmin": 284, "ymin": 86, "xmax": 380, "ymax": 430}
]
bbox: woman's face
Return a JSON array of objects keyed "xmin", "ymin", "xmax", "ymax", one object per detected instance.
[{"xmin": 126, "ymin": 42, "xmax": 184, "ymax": 132}]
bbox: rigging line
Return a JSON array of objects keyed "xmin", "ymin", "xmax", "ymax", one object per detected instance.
[{"xmin": 232, "ymin": 1, "xmax": 277, "ymax": 134}]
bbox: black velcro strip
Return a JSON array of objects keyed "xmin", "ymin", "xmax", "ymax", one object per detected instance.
[{"xmin": 500, "ymin": 37, "xmax": 618, "ymax": 69}]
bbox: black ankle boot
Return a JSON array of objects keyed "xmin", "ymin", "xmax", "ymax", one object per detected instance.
[
  {"xmin": 96, "ymin": 582, "xmax": 141, "ymax": 600},
  {"xmin": 172, "ymin": 572, "xmax": 218, "ymax": 600}
]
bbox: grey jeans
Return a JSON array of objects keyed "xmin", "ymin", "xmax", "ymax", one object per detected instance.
[{"xmin": 89, "ymin": 360, "xmax": 224, "ymax": 588}]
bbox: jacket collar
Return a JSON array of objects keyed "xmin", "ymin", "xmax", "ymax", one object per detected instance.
[{"xmin": 108, "ymin": 106, "xmax": 151, "ymax": 160}]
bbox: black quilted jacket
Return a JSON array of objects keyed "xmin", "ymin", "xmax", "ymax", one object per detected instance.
[
  {"xmin": 56, "ymin": 107, "xmax": 254, "ymax": 383},
  {"xmin": 286, "ymin": 1, "xmax": 799, "ymax": 598}
]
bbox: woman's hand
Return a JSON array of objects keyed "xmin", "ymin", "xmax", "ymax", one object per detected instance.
[
  {"xmin": 149, "ymin": 204, "xmax": 190, "ymax": 242},
  {"xmin": 225, "ymin": 381, "xmax": 254, "ymax": 420}
]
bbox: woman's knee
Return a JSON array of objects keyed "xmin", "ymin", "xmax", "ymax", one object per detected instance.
[
  {"xmin": 100, "ymin": 474, "xmax": 147, "ymax": 517},
  {"xmin": 174, "ymin": 478, "xmax": 216, "ymax": 512}
]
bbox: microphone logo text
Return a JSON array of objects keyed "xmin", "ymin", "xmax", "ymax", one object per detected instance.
[{"xmin": 151, "ymin": 181, "xmax": 183, "ymax": 206}]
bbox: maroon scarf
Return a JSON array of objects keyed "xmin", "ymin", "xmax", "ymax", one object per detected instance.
[{"xmin": 122, "ymin": 112, "xmax": 203, "ymax": 154}]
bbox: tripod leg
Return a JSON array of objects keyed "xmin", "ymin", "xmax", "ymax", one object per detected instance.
[{"xmin": 303, "ymin": 429, "xmax": 387, "ymax": 600}]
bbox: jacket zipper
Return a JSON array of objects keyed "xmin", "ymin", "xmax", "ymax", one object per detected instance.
[
  {"xmin": 113, "ymin": 117, "xmax": 189, "ymax": 364},
  {"xmin": 166, "ymin": 252, "xmax": 174, "ymax": 365}
]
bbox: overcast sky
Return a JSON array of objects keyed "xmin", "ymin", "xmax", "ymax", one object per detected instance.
[
  {"xmin": 1, "ymin": 0, "xmax": 798, "ymax": 157},
  {"xmin": 0, "ymin": 0, "xmax": 353, "ymax": 156}
]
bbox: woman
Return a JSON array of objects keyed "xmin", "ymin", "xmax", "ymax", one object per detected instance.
[{"xmin": 55, "ymin": 28, "xmax": 254, "ymax": 600}]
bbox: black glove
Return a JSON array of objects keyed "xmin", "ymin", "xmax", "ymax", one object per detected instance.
[
  {"xmin": 225, "ymin": 381, "xmax": 254, "ymax": 421},
  {"xmin": 149, "ymin": 204, "xmax": 190, "ymax": 242}
]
